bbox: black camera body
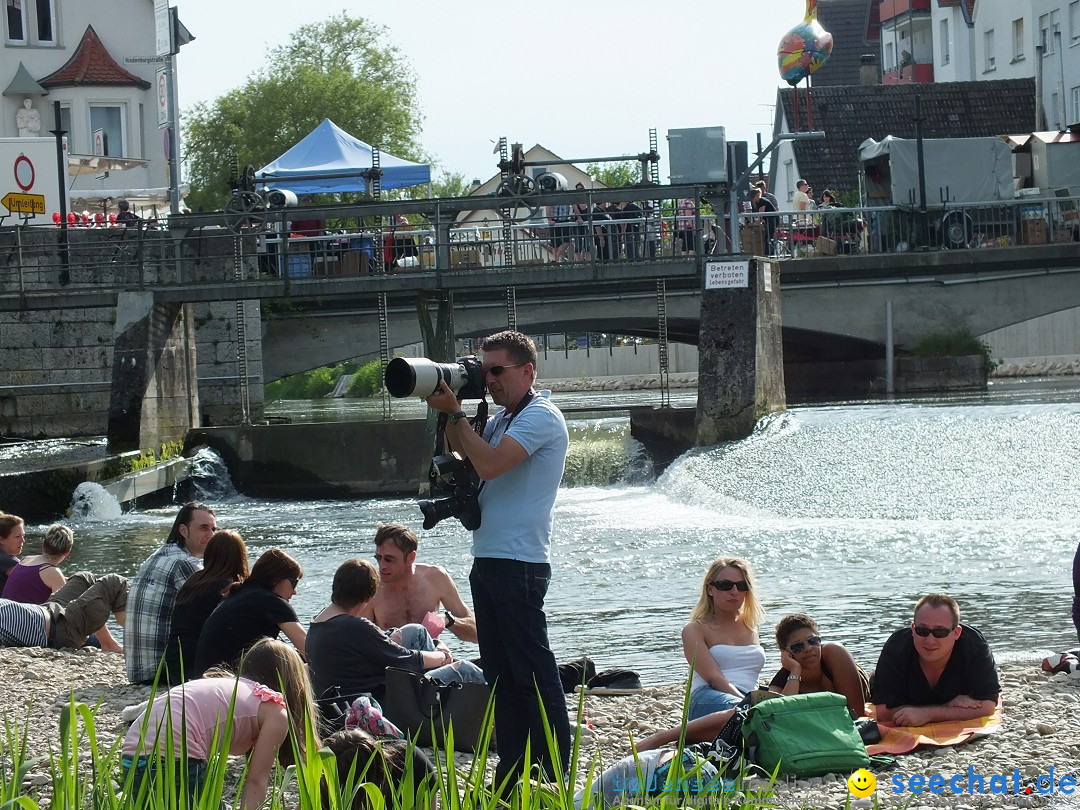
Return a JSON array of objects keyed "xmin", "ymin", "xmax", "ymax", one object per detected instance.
[
  {"xmin": 384, "ymin": 356, "xmax": 490, "ymax": 531},
  {"xmin": 418, "ymin": 451, "xmax": 481, "ymax": 531}
]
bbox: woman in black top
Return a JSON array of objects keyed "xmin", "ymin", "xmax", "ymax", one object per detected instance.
[
  {"xmin": 193, "ymin": 548, "xmax": 305, "ymax": 677},
  {"xmin": 766, "ymin": 613, "xmax": 868, "ymax": 717},
  {"xmin": 163, "ymin": 529, "xmax": 249, "ymax": 682}
]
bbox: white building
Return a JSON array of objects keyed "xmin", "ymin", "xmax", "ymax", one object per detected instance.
[
  {"xmin": 883, "ymin": 0, "xmax": 1078, "ymax": 131},
  {"xmin": 1032, "ymin": 0, "xmax": 1080, "ymax": 129},
  {"xmin": 2, "ymin": 0, "xmax": 190, "ymax": 212},
  {"xmin": 971, "ymin": 3, "xmax": 1034, "ymax": 81}
]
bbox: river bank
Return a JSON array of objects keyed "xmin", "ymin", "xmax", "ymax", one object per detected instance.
[{"xmin": 3, "ymin": 648, "xmax": 1078, "ymax": 808}]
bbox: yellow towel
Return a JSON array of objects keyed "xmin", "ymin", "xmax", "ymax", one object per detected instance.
[{"xmin": 866, "ymin": 701, "xmax": 1003, "ymax": 756}]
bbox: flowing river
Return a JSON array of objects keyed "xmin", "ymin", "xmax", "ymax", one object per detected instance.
[{"xmin": 11, "ymin": 378, "xmax": 1080, "ymax": 685}]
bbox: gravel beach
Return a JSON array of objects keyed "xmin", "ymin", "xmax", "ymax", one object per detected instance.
[{"xmin": 3, "ymin": 648, "xmax": 1078, "ymax": 809}]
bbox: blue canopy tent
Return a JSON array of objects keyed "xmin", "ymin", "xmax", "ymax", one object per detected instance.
[{"xmin": 256, "ymin": 118, "xmax": 431, "ymax": 194}]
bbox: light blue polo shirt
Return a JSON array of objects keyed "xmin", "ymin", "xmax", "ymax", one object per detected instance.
[{"xmin": 472, "ymin": 392, "xmax": 568, "ymax": 563}]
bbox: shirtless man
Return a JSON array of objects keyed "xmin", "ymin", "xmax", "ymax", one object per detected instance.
[{"xmin": 361, "ymin": 523, "xmax": 477, "ymax": 643}]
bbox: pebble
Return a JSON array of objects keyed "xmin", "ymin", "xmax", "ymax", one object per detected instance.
[{"xmin": 2, "ymin": 650, "xmax": 1077, "ymax": 809}]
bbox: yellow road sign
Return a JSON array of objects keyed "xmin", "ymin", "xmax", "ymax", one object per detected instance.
[{"xmin": 2, "ymin": 192, "xmax": 46, "ymax": 215}]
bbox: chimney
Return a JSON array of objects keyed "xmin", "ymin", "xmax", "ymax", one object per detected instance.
[{"xmin": 860, "ymin": 53, "xmax": 880, "ymax": 85}]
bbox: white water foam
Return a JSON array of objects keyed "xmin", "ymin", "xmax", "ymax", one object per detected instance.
[{"xmin": 69, "ymin": 481, "xmax": 122, "ymax": 520}]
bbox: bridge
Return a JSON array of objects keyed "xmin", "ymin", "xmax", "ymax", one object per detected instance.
[
  {"xmin": 1, "ymin": 186, "xmax": 1078, "ymax": 443},
  {"xmin": 259, "ymin": 244, "xmax": 1080, "ymax": 380}
]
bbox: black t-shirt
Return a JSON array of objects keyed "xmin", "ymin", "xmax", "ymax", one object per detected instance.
[
  {"xmin": 870, "ymin": 624, "xmax": 1000, "ymax": 708},
  {"xmin": 163, "ymin": 577, "xmax": 230, "ymax": 682},
  {"xmin": 307, "ymin": 614, "xmax": 423, "ymax": 702},
  {"xmin": 193, "ymin": 585, "xmax": 298, "ymax": 677}
]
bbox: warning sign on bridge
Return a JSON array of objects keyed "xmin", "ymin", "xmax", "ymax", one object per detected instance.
[{"xmin": 704, "ymin": 260, "xmax": 749, "ymax": 289}]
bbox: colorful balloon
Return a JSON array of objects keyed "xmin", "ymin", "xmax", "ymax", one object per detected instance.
[{"xmin": 778, "ymin": 0, "xmax": 834, "ymax": 86}]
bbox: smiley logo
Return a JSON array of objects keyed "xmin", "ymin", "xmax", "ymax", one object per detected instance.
[{"xmin": 847, "ymin": 768, "xmax": 877, "ymax": 798}]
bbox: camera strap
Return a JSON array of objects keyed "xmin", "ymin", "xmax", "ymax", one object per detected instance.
[{"xmin": 475, "ymin": 390, "xmax": 535, "ymax": 496}]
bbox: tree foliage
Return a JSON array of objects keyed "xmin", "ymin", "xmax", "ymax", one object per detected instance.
[
  {"xmin": 182, "ymin": 14, "xmax": 423, "ymax": 211},
  {"xmin": 586, "ymin": 161, "xmax": 641, "ymax": 189},
  {"xmin": 427, "ymin": 170, "xmax": 472, "ymax": 199}
]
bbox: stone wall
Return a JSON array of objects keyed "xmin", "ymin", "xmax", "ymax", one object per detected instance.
[
  {"xmin": 193, "ymin": 300, "xmax": 264, "ymax": 427},
  {"xmin": 0, "ymin": 226, "xmax": 263, "ymax": 440},
  {"xmin": 0, "ymin": 306, "xmax": 115, "ymax": 437}
]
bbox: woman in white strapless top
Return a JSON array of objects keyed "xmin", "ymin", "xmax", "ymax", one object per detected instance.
[{"xmin": 681, "ymin": 557, "xmax": 765, "ymax": 720}]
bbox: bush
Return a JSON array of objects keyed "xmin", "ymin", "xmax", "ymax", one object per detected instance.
[
  {"xmin": 346, "ymin": 359, "xmax": 384, "ymax": 398},
  {"xmin": 912, "ymin": 329, "xmax": 997, "ymax": 372},
  {"xmin": 265, "ymin": 361, "xmax": 362, "ymax": 402}
]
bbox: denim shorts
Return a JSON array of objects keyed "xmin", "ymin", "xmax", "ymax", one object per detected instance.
[{"xmin": 688, "ymin": 685, "xmax": 743, "ymax": 721}]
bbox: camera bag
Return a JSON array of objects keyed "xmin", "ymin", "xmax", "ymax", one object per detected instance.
[
  {"xmin": 742, "ymin": 691, "xmax": 869, "ymax": 778},
  {"xmin": 382, "ymin": 667, "xmax": 492, "ymax": 753}
]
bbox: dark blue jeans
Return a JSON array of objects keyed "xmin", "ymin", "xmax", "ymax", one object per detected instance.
[{"xmin": 470, "ymin": 557, "xmax": 570, "ymax": 786}]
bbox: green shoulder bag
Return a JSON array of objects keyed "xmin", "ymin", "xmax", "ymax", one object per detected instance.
[{"xmin": 742, "ymin": 691, "xmax": 870, "ymax": 778}]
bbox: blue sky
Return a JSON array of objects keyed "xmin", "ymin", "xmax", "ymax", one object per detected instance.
[{"xmin": 176, "ymin": 0, "xmax": 811, "ymax": 182}]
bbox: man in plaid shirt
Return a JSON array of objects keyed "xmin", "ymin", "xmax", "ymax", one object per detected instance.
[{"xmin": 124, "ymin": 502, "xmax": 217, "ymax": 683}]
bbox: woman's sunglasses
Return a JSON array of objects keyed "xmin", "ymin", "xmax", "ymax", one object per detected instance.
[
  {"xmin": 913, "ymin": 625, "xmax": 954, "ymax": 638},
  {"xmin": 788, "ymin": 635, "xmax": 822, "ymax": 654},
  {"xmin": 709, "ymin": 579, "xmax": 749, "ymax": 592},
  {"xmin": 288, "ymin": 577, "xmax": 299, "ymax": 588},
  {"xmin": 484, "ymin": 362, "xmax": 525, "ymax": 377}
]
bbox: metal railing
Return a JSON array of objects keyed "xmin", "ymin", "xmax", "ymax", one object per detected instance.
[
  {"xmin": 0, "ymin": 189, "xmax": 714, "ymax": 295},
  {"xmin": 736, "ymin": 194, "xmax": 1080, "ymax": 258},
  {"xmin": 2, "ymin": 190, "xmax": 1078, "ymax": 297}
]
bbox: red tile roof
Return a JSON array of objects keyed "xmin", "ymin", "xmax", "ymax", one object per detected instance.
[
  {"xmin": 937, "ymin": 0, "xmax": 975, "ymax": 23},
  {"xmin": 39, "ymin": 25, "xmax": 151, "ymax": 90}
]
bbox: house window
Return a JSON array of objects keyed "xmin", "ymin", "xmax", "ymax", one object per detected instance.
[
  {"xmin": 1052, "ymin": 92, "xmax": 1060, "ymax": 129},
  {"xmin": 6, "ymin": 0, "xmax": 25, "ymax": 42},
  {"xmin": 1012, "ymin": 18, "xmax": 1024, "ymax": 61},
  {"xmin": 940, "ymin": 18, "xmax": 950, "ymax": 65},
  {"xmin": 1072, "ymin": 86, "xmax": 1080, "ymax": 127},
  {"xmin": 89, "ymin": 104, "xmax": 124, "ymax": 157},
  {"xmin": 984, "ymin": 29, "xmax": 996, "ymax": 71},
  {"xmin": 885, "ymin": 41, "xmax": 895, "ymax": 71},
  {"xmin": 1041, "ymin": 13, "xmax": 1054, "ymax": 54},
  {"xmin": 35, "ymin": 0, "xmax": 53, "ymax": 42},
  {"xmin": 58, "ymin": 103, "xmax": 71, "ymax": 142},
  {"xmin": 784, "ymin": 160, "xmax": 794, "ymax": 202},
  {"xmin": 1071, "ymin": 1, "xmax": 1079, "ymax": 42}
]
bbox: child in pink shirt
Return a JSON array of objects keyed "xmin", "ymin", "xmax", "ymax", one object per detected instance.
[{"xmin": 122, "ymin": 638, "xmax": 316, "ymax": 810}]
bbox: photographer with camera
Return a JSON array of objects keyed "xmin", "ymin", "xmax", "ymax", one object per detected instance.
[{"xmin": 423, "ymin": 330, "xmax": 570, "ymax": 787}]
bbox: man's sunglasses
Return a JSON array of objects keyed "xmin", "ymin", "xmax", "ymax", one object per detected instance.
[
  {"xmin": 913, "ymin": 624, "xmax": 955, "ymax": 638},
  {"xmin": 788, "ymin": 635, "xmax": 822, "ymax": 654},
  {"xmin": 483, "ymin": 362, "xmax": 525, "ymax": 377},
  {"xmin": 709, "ymin": 579, "xmax": 749, "ymax": 592}
]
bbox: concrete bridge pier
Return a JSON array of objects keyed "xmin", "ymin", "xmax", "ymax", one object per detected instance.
[
  {"xmin": 696, "ymin": 258, "xmax": 786, "ymax": 444},
  {"xmin": 107, "ymin": 292, "xmax": 199, "ymax": 453},
  {"xmin": 630, "ymin": 258, "xmax": 785, "ymax": 460}
]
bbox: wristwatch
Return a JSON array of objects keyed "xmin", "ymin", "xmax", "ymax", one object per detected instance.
[
  {"xmin": 448, "ymin": 411, "xmax": 467, "ymax": 425},
  {"xmin": 444, "ymin": 610, "xmax": 457, "ymax": 628}
]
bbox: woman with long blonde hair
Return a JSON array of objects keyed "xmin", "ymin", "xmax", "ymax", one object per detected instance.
[{"xmin": 682, "ymin": 557, "xmax": 765, "ymax": 720}]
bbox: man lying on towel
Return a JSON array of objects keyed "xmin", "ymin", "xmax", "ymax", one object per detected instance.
[{"xmin": 871, "ymin": 593, "xmax": 1000, "ymax": 727}]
